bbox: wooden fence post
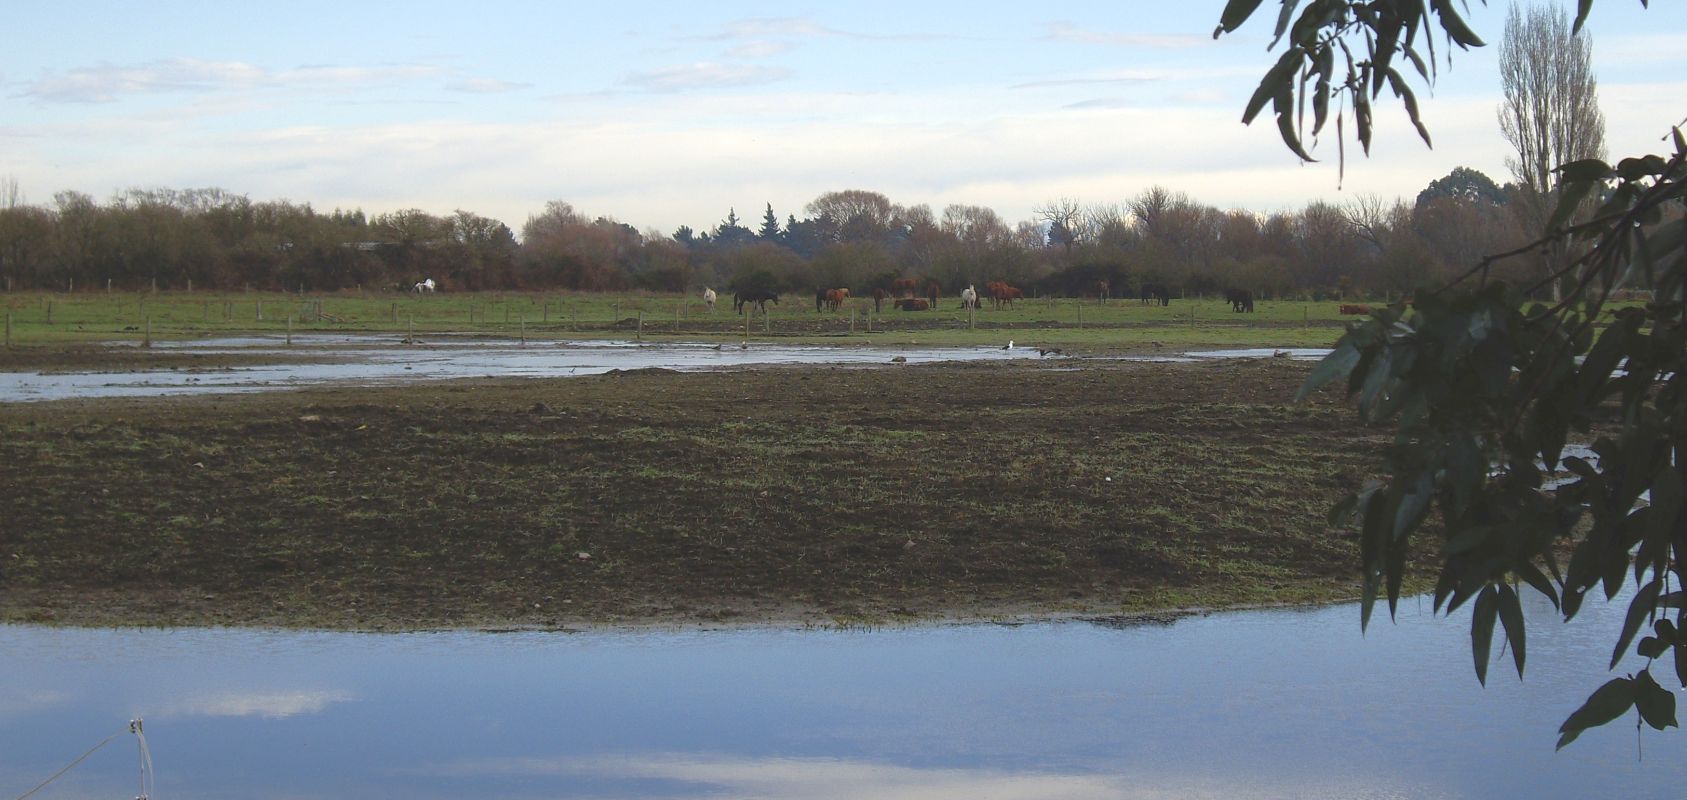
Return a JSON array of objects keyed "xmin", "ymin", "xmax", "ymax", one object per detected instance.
[
  {"xmin": 4, "ymin": 312, "xmax": 11, "ymax": 347},
  {"xmin": 637, "ymin": 312, "xmax": 643, "ymax": 341},
  {"xmin": 143, "ymin": 316, "xmax": 151, "ymax": 348},
  {"xmin": 521, "ymin": 316, "xmax": 527, "ymax": 346},
  {"xmin": 286, "ymin": 315, "xmax": 293, "ymax": 345}
]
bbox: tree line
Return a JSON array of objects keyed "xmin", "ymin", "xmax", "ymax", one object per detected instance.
[{"xmin": 0, "ymin": 171, "xmax": 1576, "ymax": 300}]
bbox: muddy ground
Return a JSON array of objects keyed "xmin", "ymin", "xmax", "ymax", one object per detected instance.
[{"xmin": 0, "ymin": 357, "xmax": 1394, "ymax": 630}]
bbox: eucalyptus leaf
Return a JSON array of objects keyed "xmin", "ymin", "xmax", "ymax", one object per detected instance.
[
  {"xmin": 1471, "ymin": 585, "xmax": 1498, "ymax": 685},
  {"xmin": 1557, "ymin": 678, "xmax": 1636, "ymax": 750},
  {"xmin": 1634, "ymin": 669, "xmax": 1678, "ymax": 731}
]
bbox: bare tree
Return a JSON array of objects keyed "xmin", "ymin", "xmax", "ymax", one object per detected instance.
[
  {"xmin": 1033, "ymin": 197, "xmax": 1084, "ymax": 253},
  {"xmin": 0, "ymin": 176, "xmax": 21, "ymax": 210},
  {"xmin": 1497, "ymin": 2, "xmax": 1605, "ymax": 300}
]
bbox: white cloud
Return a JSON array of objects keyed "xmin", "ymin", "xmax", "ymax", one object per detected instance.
[
  {"xmin": 446, "ymin": 78, "xmax": 531, "ymax": 94},
  {"xmin": 1044, "ymin": 22, "xmax": 1211, "ymax": 50},
  {"xmin": 621, "ymin": 62, "xmax": 792, "ymax": 92},
  {"xmin": 23, "ymin": 58, "xmax": 442, "ymax": 103},
  {"xmin": 727, "ymin": 40, "xmax": 794, "ymax": 59}
]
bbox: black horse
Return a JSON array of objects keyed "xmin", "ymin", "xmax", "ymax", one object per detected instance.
[
  {"xmin": 1140, "ymin": 284, "xmax": 1170, "ymax": 307},
  {"xmin": 1225, "ymin": 289, "xmax": 1255, "ymax": 313},
  {"xmin": 735, "ymin": 290, "xmax": 780, "ymax": 314}
]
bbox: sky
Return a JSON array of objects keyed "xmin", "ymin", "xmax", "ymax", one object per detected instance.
[{"xmin": 2, "ymin": 1, "xmax": 1684, "ymax": 236}]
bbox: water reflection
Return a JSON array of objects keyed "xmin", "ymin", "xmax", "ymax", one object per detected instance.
[
  {"xmin": 1, "ymin": 595, "xmax": 1679, "ymax": 799},
  {"xmin": 0, "ymin": 338, "xmax": 1038, "ymax": 402}
]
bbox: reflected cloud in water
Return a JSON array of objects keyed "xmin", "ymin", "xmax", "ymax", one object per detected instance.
[
  {"xmin": 162, "ymin": 689, "xmax": 353, "ymax": 719},
  {"xmin": 428, "ymin": 753, "xmax": 1417, "ymax": 800},
  {"xmin": 0, "ymin": 689, "xmax": 69, "ymax": 717}
]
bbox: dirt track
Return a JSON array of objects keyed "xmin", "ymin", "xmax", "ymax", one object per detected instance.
[{"xmin": 0, "ymin": 357, "xmax": 1387, "ymax": 630}]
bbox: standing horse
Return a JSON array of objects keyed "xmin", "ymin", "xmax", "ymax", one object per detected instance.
[
  {"xmin": 1225, "ymin": 289, "xmax": 1255, "ymax": 312},
  {"xmin": 412, "ymin": 278, "xmax": 437, "ymax": 293},
  {"xmin": 703, "ymin": 287, "xmax": 717, "ymax": 312},
  {"xmin": 735, "ymin": 290, "xmax": 780, "ymax": 314},
  {"xmin": 924, "ymin": 281, "xmax": 940, "ymax": 310},
  {"xmin": 960, "ymin": 285, "xmax": 978, "ymax": 311}
]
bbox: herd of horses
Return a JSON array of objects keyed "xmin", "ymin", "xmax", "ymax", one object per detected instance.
[{"xmin": 404, "ymin": 277, "xmax": 1256, "ymax": 315}]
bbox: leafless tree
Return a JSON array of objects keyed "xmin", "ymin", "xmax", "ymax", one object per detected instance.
[
  {"xmin": 1498, "ymin": 2, "xmax": 1605, "ymax": 299},
  {"xmin": 1033, "ymin": 196, "xmax": 1085, "ymax": 253}
]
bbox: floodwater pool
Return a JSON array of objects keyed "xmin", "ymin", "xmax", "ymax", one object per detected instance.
[
  {"xmin": 0, "ymin": 336, "xmax": 1331, "ymax": 402},
  {"xmin": 2, "ymin": 589, "xmax": 1676, "ymax": 800}
]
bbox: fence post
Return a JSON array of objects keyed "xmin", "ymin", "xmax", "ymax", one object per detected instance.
[
  {"xmin": 257, "ymin": 300, "xmax": 264, "ymax": 322},
  {"xmin": 286, "ymin": 315, "xmax": 293, "ymax": 345},
  {"xmin": 143, "ymin": 316, "xmax": 151, "ymax": 348},
  {"xmin": 46, "ymin": 301, "xmax": 53, "ymax": 325},
  {"xmin": 408, "ymin": 315, "xmax": 415, "ymax": 344},
  {"xmin": 521, "ymin": 316, "xmax": 527, "ymax": 346},
  {"xmin": 1076, "ymin": 303, "xmax": 1082, "ymax": 329},
  {"xmin": 637, "ymin": 312, "xmax": 643, "ymax": 341},
  {"xmin": 4, "ymin": 312, "xmax": 10, "ymax": 347},
  {"xmin": 850, "ymin": 308, "xmax": 856, "ymax": 335}
]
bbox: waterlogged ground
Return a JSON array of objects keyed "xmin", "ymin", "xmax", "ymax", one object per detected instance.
[
  {"xmin": 0, "ymin": 335, "xmax": 1331, "ymax": 402},
  {"xmin": 0, "ymin": 356, "xmax": 1387, "ymax": 629}
]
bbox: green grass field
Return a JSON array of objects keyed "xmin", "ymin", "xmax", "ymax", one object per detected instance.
[{"xmin": 0, "ymin": 289, "xmax": 1368, "ymax": 351}]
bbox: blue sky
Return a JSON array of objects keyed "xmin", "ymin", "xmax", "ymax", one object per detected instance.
[{"xmin": 3, "ymin": 1, "xmax": 1683, "ymax": 235}]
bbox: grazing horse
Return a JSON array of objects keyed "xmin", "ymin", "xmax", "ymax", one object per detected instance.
[
  {"xmin": 1225, "ymin": 289, "xmax": 1255, "ymax": 313},
  {"xmin": 1140, "ymin": 284, "xmax": 1170, "ymax": 306},
  {"xmin": 924, "ymin": 281, "xmax": 940, "ymax": 310},
  {"xmin": 412, "ymin": 278, "xmax": 437, "ymax": 293},
  {"xmin": 703, "ymin": 287, "xmax": 717, "ymax": 312},
  {"xmin": 872, "ymin": 287, "xmax": 887, "ymax": 313},
  {"xmin": 815, "ymin": 287, "xmax": 827, "ymax": 313},
  {"xmin": 986, "ymin": 281, "xmax": 1022, "ymax": 309},
  {"xmin": 734, "ymin": 290, "xmax": 780, "ymax": 314},
  {"xmin": 825, "ymin": 288, "xmax": 850, "ymax": 311},
  {"xmin": 960, "ymin": 285, "xmax": 978, "ymax": 311}
]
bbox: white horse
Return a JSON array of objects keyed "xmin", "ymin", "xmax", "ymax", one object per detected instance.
[
  {"xmin": 960, "ymin": 284, "xmax": 978, "ymax": 311},
  {"xmin": 413, "ymin": 278, "xmax": 437, "ymax": 293},
  {"xmin": 703, "ymin": 287, "xmax": 717, "ymax": 313}
]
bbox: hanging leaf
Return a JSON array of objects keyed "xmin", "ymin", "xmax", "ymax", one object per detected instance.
[
  {"xmin": 1612, "ymin": 580, "xmax": 1663, "ymax": 670},
  {"xmin": 1497, "ymin": 584, "xmax": 1527, "ymax": 677},
  {"xmin": 1557, "ymin": 678, "xmax": 1636, "ymax": 750},
  {"xmin": 1214, "ymin": 0, "xmax": 1268, "ymax": 37},
  {"xmin": 1634, "ymin": 669, "xmax": 1678, "ymax": 731},
  {"xmin": 1471, "ymin": 585, "xmax": 1499, "ymax": 685}
]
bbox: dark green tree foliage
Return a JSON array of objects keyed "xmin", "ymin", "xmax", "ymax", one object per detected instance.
[
  {"xmin": 1416, "ymin": 167, "xmax": 1509, "ymax": 210},
  {"xmin": 713, "ymin": 208, "xmax": 756, "ymax": 248},
  {"xmin": 758, "ymin": 203, "xmax": 782, "ymax": 241},
  {"xmin": 1220, "ymin": 0, "xmax": 1685, "ymax": 747}
]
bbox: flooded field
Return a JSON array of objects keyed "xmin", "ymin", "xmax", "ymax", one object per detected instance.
[
  {"xmin": 0, "ymin": 335, "xmax": 1330, "ymax": 402},
  {"xmin": 1, "ymin": 590, "xmax": 1676, "ymax": 800}
]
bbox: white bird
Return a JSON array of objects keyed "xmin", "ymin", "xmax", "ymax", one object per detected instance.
[{"xmin": 1003, "ymin": 340, "xmax": 1015, "ymax": 350}]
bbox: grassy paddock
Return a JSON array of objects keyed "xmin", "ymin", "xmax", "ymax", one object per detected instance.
[{"xmin": 0, "ymin": 288, "xmax": 1385, "ymax": 349}]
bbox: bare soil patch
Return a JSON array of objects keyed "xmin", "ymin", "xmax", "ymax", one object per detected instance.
[{"xmin": 0, "ymin": 358, "xmax": 1386, "ymax": 630}]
